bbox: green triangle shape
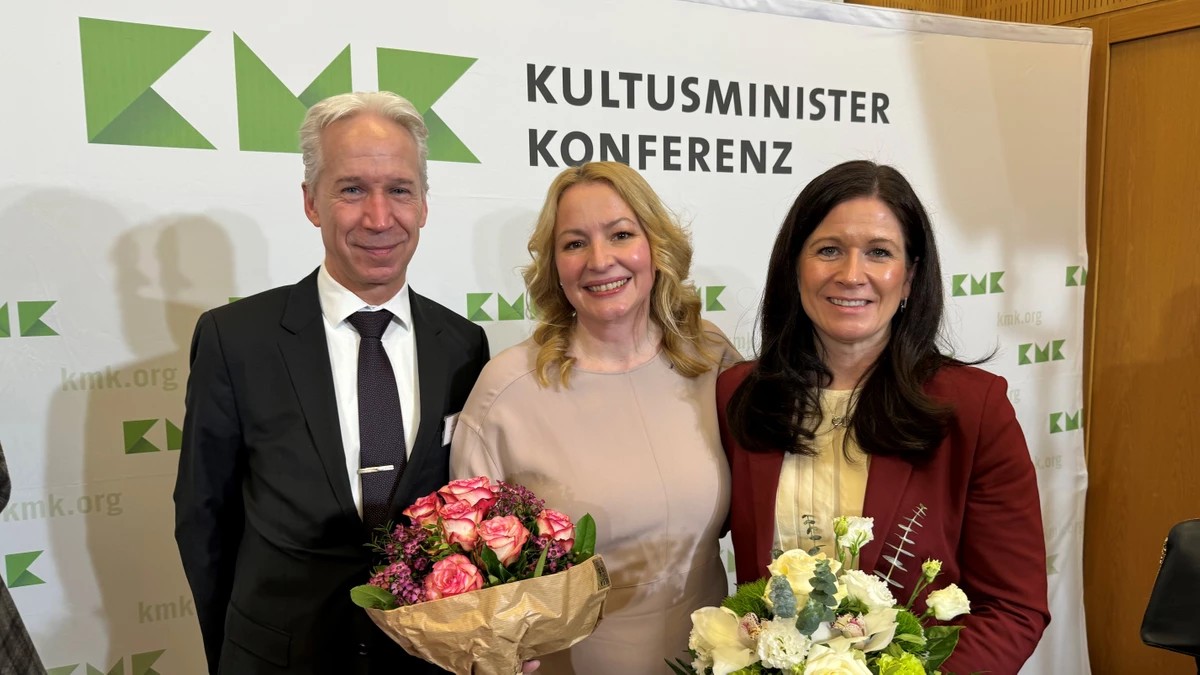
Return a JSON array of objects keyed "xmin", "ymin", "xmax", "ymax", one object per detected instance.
[
  {"xmin": 132, "ymin": 649, "xmax": 165, "ymax": 675},
  {"xmin": 123, "ymin": 419, "xmax": 160, "ymax": 454},
  {"xmin": 424, "ymin": 109, "xmax": 479, "ymax": 164},
  {"xmin": 79, "ymin": 18, "xmax": 210, "ymax": 140},
  {"xmin": 951, "ymin": 274, "xmax": 967, "ymax": 297},
  {"xmin": 18, "ymin": 301, "xmax": 58, "ymax": 337},
  {"xmin": 91, "ymin": 88, "xmax": 214, "ymax": 149},
  {"xmin": 11, "ymin": 569, "xmax": 46, "ymax": 588},
  {"xmin": 466, "ymin": 293, "xmax": 492, "ymax": 322},
  {"xmin": 970, "ymin": 275, "xmax": 987, "ymax": 295},
  {"xmin": 989, "ymin": 271, "xmax": 1004, "ymax": 293},
  {"xmin": 1052, "ymin": 340, "xmax": 1066, "ymax": 361},
  {"xmin": 0, "ymin": 303, "xmax": 9, "ymax": 338},
  {"xmin": 1035, "ymin": 343, "xmax": 1050, "ymax": 363},
  {"xmin": 86, "ymin": 659, "xmax": 122, "ymax": 675},
  {"xmin": 47, "ymin": 667, "xmax": 80, "ymax": 675},
  {"xmin": 298, "ymin": 45, "xmax": 352, "ymax": 108},
  {"xmin": 6, "ymin": 551, "xmax": 45, "ymax": 587},
  {"xmin": 706, "ymin": 286, "xmax": 726, "ymax": 312},
  {"xmin": 234, "ymin": 34, "xmax": 310, "ymax": 153},
  {"xmin": 376, "ymin": 48, "xmax": 476, "ymax": 114},
  {"xmin": 166, "ymin": 419, "xmax": 183, "ymax": 451},
  {"xmin": 498, "ymin": 294, "xmax": 524, "ymax": 321}
]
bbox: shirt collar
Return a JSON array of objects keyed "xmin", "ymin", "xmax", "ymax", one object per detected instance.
[{"xmin": 317, "ymin": 263, "xmax": 413, "ymax": 332}]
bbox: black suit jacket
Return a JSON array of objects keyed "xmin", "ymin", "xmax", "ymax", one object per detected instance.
[
  {"xmin": 174, "ymin": 269, "xmax": 488, "ymax": 675},
  {"xmin": 0, "ymin": 442, "xmax": 48, "ymax": 675}
]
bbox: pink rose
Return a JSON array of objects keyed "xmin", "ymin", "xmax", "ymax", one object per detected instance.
[
  {"xmin": 402, "ymin": 492, "xmax": 441, "ymax": 527},
  {"xmin": 478, "ymin": 516, "xmax": 531, "ymax": 567},
  {"xmin": 535, "ymin": 509, "xmax": 576, "ymax": 551},
  {"xmin": 438, "ymin": 477, "xmax": 499, "ymax": 512},
  {"xmin": 424, "ymin": 554, "xmax": 484, "ymax": 600},
  {"xmin": 439, "ymin": 499, "xmax": 485, "ymax": 551}
]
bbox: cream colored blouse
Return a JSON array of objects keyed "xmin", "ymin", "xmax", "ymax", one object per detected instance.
[{"xmin": 773, "ymin": 388, "xmax": 871, "ymax": 553}]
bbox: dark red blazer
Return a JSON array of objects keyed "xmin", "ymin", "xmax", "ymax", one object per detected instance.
[{"xmin": 717, "ymin": 361, "xmax": 1050, "ymax": 675}]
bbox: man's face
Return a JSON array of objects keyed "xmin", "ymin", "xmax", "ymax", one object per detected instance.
[{"xmin": 303, "ymin": 113, "xmax": 427, "ymax": 303}]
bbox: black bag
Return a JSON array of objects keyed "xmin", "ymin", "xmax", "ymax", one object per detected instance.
[{"xmin": 1141, "ymin": 519, "xmax": 1200, "ymax": 660}]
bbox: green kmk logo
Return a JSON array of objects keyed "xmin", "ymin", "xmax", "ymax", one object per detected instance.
[
  {"xmin": 1018, "ymin": 340, "xmax": 1066, "ymax": 365},
  {"xmin": 467, "ymin": 293, "xmax": 530, "ymax": 322},
  {"xmin": 1066, "ymin": 266, "xmax": 1088, "ymax": 287},
  {"xmin": 4, "ymin": 550, "xmax": 46, "ymax": 588},
  {"xmin": 123, "ymin": 419, "xmax": 182, "ymax": 454},
  {"xmin": 696, "ymin": 286, "xmax": 726, "ymax": 312},
  {"xmin": 951, "ymin": 272, "xmax": 1004, "ymax": 297},
  {"xmin": 79, "ymin": 18, "xmax": 478, "ymax": 161},
  {"xmin": 0, "ymin": 301, "xmax": 58, "ymax": 338},
  {"xmin": 1050, "ymin": 409, "xmax": 1084, "ymax": 434},
  {"xmin": 48, "ymin": 650, "xmax": 165, "ymax": 675}
]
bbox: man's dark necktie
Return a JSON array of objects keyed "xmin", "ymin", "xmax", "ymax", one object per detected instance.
[{"xmin": 346, "ymin": 310, "xmax": 406, "ymax": 532}]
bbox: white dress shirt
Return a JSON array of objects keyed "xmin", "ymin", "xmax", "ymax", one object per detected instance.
[{"xmin": 317, "ymin": 264, "xmax": 420, "ymax": 518}]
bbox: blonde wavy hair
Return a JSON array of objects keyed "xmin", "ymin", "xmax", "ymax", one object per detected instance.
[{"xmin": 523, "ymin": 162, "xmax": 718, "ymax": 388}]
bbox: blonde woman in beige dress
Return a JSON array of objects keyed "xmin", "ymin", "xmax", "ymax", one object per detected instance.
[{"xmin": 450, "ymin": 162, "xmax": 740, "ymax": 675}]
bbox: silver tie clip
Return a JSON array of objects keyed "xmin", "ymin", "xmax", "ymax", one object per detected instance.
[{"xmin": 358, "ymin": 465, "xmax": 395, "ymax": 475}]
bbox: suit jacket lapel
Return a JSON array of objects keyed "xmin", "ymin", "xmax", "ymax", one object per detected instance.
[
  {"xmin": 278, "ymin": 269, "xmax": 359, "ymax": 526},
  {"xmin": 860, "ymin": 453, "xmax": 914, "ymax": 577},
  {"xmin": 748, "ymin": 449, "xmax": 786, "ymax": 577},
  {"xmin": 388, "ymin": 290, "xmax": 448, "ymax": 519}
]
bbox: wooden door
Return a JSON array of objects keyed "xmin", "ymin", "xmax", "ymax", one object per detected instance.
[{"xmin": 1084, "ymin": 3, "xmax": 1200, "ymax": 671}]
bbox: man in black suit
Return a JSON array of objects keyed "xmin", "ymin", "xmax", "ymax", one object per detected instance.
[{"xmin": 173, "ymin": 91, "xmax": 488, "ymax": 675}]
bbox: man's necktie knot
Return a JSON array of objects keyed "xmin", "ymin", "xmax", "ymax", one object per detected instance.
[{"xmin": 347, "ymin": 309, "xmax": 393, "ymax": 340}]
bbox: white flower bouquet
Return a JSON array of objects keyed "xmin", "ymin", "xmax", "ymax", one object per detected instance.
[{"xmin": 669, "ymin": 507, "xmax": 977, "ymax": 675}]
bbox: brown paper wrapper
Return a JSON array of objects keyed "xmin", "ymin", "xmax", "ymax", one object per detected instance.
[{"xmin": 365, "ymin": 555, "xmax": 611, "ymax": 675}]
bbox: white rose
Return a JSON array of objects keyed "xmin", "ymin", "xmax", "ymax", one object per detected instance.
[
  {"xmin": 926, "ymin": 583, "xmax": 971, "ymax": 621},
  {"xmin": 841, "ymin": 570, "xmax": 896, "ymax": 613},
  {"xmin": 842, "ymin": 516, "xmax": 874, "ymax": 551},
  {"xmin": 756, "ymin": 618, "xmax": 812, "ymax": 669},
  {"xmin": 688, "ymin": 607, "xmax": 760, "ymax": 675},
  {"xmin": 802, "ymin": 643, "xmax": 874, "ymax": 675},
  {"xmin": 765, "ymin": 549, "xmax": 842, "ymax": 609}
]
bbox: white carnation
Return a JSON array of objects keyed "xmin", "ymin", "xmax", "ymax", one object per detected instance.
[
  {"xmin": 756, "ymin": 618, "xmax": 812, "ymax": 669},
  {"xmin": 841, "ymin": 569, "xmax": 896, "ymax": 612}
]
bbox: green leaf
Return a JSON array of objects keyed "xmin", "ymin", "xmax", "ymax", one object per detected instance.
[
  {"xmin": 350, "ymin": 585, "xmax": 399, "ymax": 610},
  {"xmin": 665, "ymin": 658, "xmax": 693, "ymax": 675},
  {"xmin": 924, "ymin": 625, "xmax": 964, "ymax": 671},
  {"xmin": 533, "ymin": 545, "xmax": 550, "ymax": 578},
  {"xmin": 813, "ymin": 579, "xmax": 840, "ymax": 597},
  {"xmin": 479, "ymin": 544, "xmax": 507, "ymax": 583},
  {"xmin": 796, "ymin": 596, "xmax": 825, "ymax": 636},
  {"xmin": 838, "ymin": 596, "xmax": 871, "ymax": 616},
  {"xmin": 768, "ymin": 575, "xmax": 798, "ymax": 618},
  {"xmin": 571, "ymin": 514, "xmax": 597, "ymax": 562},
  {"xmin": 892, "ymin": 633, "xmax": 927, "ymax": 650},
  {"xmin": 721, "ymin": 578, "xmax": 770, "ymax": 617}
]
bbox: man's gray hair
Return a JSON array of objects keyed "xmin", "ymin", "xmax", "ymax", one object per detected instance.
[{"xmin": 299, "ymin": 91, "xmax": 429, "ymax": 191}]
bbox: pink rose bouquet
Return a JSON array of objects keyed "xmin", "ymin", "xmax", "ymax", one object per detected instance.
[{"xmin": 350, "ymin": 477, "xmax": 609, "ymax": 675}]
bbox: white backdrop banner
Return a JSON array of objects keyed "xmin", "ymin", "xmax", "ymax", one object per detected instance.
[{"xmin": 0, "ymin": 0, "xmax": 1090, "ymax": 673}]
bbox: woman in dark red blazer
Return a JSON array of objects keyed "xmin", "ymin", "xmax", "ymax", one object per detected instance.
[{"xmin": 718, "ymin": 161, "xmax": 1049, "ymax": 675}]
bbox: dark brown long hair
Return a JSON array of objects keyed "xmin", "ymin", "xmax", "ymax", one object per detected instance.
[{"xmin": 728, "ymin": 160, "xmax": 971, "ymax": 459}]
